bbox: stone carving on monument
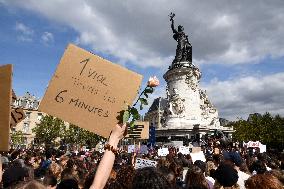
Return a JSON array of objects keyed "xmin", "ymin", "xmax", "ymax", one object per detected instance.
[
  {"xmin": 199, "ymin": 89, "xmax": 220, "ymax": 127},
  {"xmin": 185, "ymin": 67, "xmax": 201, "ymax": 91},
  {"xmin": 169, "ymin": 88, "xmax": 185, "ymax": 116}
]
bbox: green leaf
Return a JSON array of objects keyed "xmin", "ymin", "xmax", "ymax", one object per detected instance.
[
  {"xmin": 140, "ymin": 98, "xmax": 148, "ymax": 105},
  {"xmin": 140, "ymin": 104, "xmax": 143, "ymax": 110},
  {"xmin": 116, "ymin": 110, "xmax": 125, "ymax": 123},
  {"xmin": 130, "ymin": 107, "xmax": 140, "ymax": 120},
  {"xmin": 144, "ymin": 87, "xmax": 154, "ymax": 94},
  {"xmin": 129, "ymin": 120, "xmax": 136, "ymax": 129},
  {"xmin": 123, "ymin": 110, "xmax": 130, "ymax": 124},
  {"xmin": 130, "ymin": 107, "xmax": 138, "ymax": 115}
]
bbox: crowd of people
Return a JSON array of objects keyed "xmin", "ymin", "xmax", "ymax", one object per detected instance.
[{"xmin": 0, "ymin": 124, "xmax": 284, "ymax": 189}]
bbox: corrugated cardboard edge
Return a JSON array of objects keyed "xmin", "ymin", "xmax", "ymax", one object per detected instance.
[{"xmin": 0, "ymin": 64, "xmax": 12, "ymax": 151}]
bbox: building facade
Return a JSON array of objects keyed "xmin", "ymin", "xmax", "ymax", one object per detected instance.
[{"xmin": 11, "ymin": 92, "xmax": 44, "ymax": 145}]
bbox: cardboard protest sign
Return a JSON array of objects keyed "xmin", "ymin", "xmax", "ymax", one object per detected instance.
[
  {"xmin": 0, "ymin": 64, "xmax": 12, "ymax": 151},
  {"xmin": 39, "ymin": 44, "xmax": 142, "ymax": 137},
  {"xmin": 245, "ymin": 141, "xmax": 261, "ymax": 148},
  {"xmin": 9, "ymin": 91, "xmax": 26, "ymax": 128},
  {"xmin": 178, "ymin": 146, "xmax": 190, "ymax": 155},
  {"xmin": 190, "ymin": 151, "xmax": 206, "ymax": 163},
  {"xmin": 10, "ymin": 90, "xmax": 26, "ymax": 128},
  {"xmin": 10, "ymin": 108, "xmax": 26, "ymax": 128},
  {"xmin": 259, "ymin": 144, "xmax": 266, "ymax": 153},
  {"xmin": 140, "ymin": 145, "xmax": 148, "ymax": 154},
  {"xmin": 128, "ymin": 145, "xmax": 135, "ymax": 153},
  {"xmin": 158, "ymin": 148, "xmax": 169, "ymax": 156},
  {"xmin": 135, "ymin": 158, "xmax": 157, "ymax": 169},
  {"xmin": 126, "ymin": 121, "xmax": 149, "ymax": 139},
  {"xmin": 12, "ymin": 89, "xmax": 16, "ymax": 103}
]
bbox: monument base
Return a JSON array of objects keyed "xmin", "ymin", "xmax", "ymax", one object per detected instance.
[
  {"xmin": 162, "ymin": 116, "xmax": 204, "ymax": 130},
  {"xmin": 156, "ymin": 125, "xmax": 234, "ymax": 146}
]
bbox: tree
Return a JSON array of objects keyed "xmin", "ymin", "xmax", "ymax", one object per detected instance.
[
  {"xmin": 62, "ymin": 124, "xmax": 102, "ymax": 148},
  {"xmin": 11, "ymin": 130, "xmax": 24, "ymax": 146},
  {"xmin": 33, "ymin": 115, "xmax": 103, "ymax": 148},
  {"xmin": 32, "ymin": 115, "xmax": 66, "ymax": 146},
  {"xmin": 231, "ymin": 112, "xmax": 284, "ymax": 150}
]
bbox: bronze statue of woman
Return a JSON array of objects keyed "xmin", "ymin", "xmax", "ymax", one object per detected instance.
[{"xmin": 169, "ymin": 12, "xmax": 192, "ymax": 63}]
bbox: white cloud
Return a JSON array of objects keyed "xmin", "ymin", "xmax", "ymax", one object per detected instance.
[
  {"xmin": 3, "ymin": 0, "xmax": 284, "ymax": 67},
  {"xmin": 41, "ymin": 31, "xmax": 54, "ymax": 44},
  {"xmin": 203, "ymin": 72, "xmax": 284, "ymax": 120},
  {"xmin": 15, "ymin": 22, "xmax": 34, "ymax": 42},
  {"xmin": 2, "ymin": 1, "xmax": 284, "ymax": 120}
]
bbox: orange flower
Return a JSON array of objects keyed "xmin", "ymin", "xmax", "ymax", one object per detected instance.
[{"xmin": 147, "ymin": 76, "xmax": 159, "ymax": 87}]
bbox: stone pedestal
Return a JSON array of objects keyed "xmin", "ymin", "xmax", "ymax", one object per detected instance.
[
  {"xmin": 159, "ymin": 61, "xmax": 221, "ymax": 133},
  {"xmin": 161, "ymin": 62, "xmax": 203, "ymax": 129}
]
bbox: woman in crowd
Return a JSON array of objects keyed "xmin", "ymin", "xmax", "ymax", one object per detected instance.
[
  {"xmin": 184, "ymin": 165, "xmax": 209, "ymax": 189},
  {"xmin": 212, "ymin": 163, "xmax": 240, "ymax": 189},
  {"xmin": 245, "ymin": 174, "xmax": 283, "ymax": 189}
]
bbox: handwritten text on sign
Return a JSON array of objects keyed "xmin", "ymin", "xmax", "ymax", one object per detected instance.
[
  {"xmin": 125, "ymin": 121, "xmax": 149, "ymax": 139},
  {"xmin": 10, "ymin": 108, "xmax": 26, "ymax": 128},
  {"xmin": 39, "ymin": 44, "xmax": 142, "ymax": 137}
]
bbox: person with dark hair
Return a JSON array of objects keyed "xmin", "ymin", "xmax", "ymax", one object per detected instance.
[
  {"xmin": 245, "ymin": 174, "xmax": 283, "ymax": 189},
  {"xmin": 14, "ymin": 180, "xmax": 46, "ymax": 189},
  {"xmin": 60, "ymin": 167, "xmax": 78, "ymax": 182},
  {"xmin": 43, "ymin": 174, "xmax": 57, "ymax": 189},
  {"xmin": 57, "ymin": 179, "xmax": 79, "ymax": 189},
  {"xmin": 131, "ymin": 167, "xmax": 172, "ymax": 189},
  {"xmin": 194, "ymin": 160, "xmax": 214, "ymax": 189},
  {"xmin": 2, "ymin": 162, "xmax": 29, "ymax": 188},
  {"xmin": 223, "ymin": 151, "xmax": 250, "ymax": 189},
  {"xmin": 84, "ymin": 168, "xmax": 97, "ymax": 189},
  {"xmin": 212, "ymin": 163, "xmax": 239, "ymax": 189},
  {"xmin": 212, "ymin": 154, "xmax": 221, "ymax": 168},
  {"xmin": 10, "ymin": 150, "xmax": 21, "ymax": 161},
  {"xmin": 115, "ymin": 165, "xmax": 135, "ymax": 189},
  {"xmin": 158, "ymin": 166, "xmax": 179, "ymax": 188},
  {"xmin": 184, "ymin": 165, "xmax": 209, "ymax": 189},
  {"xmin": 257, "ymin": 153, "xmax": 272, "ymax": 171},
  {"xmin": 249, "ymin": 160, "xmax": 267, "ymax": 174}
]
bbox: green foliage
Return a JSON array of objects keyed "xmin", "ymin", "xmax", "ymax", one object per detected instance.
[
  {"xmin": 11, "ymin": 130, "xmax": 24, "ymax": 146},
  {"xmin": 62, "ymin": 124, "xmax": 102, "ymax": 147},
  {"xmin": 117, "ymin": 86, "xmax": 154, "ymax": 129},
  {"xmin": 32, "ymin": 115, "xmax": 66, "ymax": 146},
  {"xmin": 33, "ymin": 115, "xmax": 102, "ymax": 147},
  {"xmin": 231, "ymin": 112, "xmax": 284, "ymax": 149}
]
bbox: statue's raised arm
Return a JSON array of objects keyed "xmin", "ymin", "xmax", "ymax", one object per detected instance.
[{"xmin": 169, "ymin": 12, "xmax": 177, "ymax": 34}]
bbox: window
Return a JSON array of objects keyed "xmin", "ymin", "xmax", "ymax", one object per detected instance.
[
  {"xmin": 26, "ymin": 112, "xmax": 31, "ymax": 119},
  {"xmin": 37, "ymin": 113, "xmax": 43, "ymax": 121},
  {"xmin": 23, "ymin": 122, "xmax": 29, "ymax": 133}
]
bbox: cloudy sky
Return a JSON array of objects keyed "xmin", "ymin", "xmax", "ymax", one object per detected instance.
[{"xmin": 1, "ymin": 0, "xmax": 284, "ymax": 120}]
